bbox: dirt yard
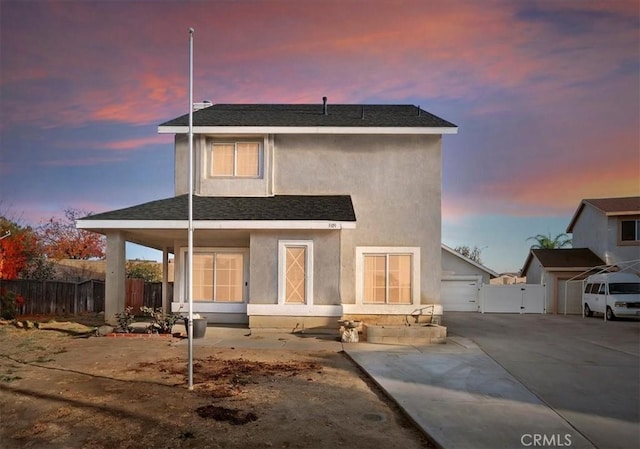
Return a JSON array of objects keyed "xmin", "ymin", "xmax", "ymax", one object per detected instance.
[{"xmin": 0, "ymin": 317, "xmax": 432, "ymax": 449}]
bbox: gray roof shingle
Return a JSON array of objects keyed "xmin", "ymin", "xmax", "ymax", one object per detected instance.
[
  {"xmin": 582, "ymin": 197, "xmax": 640, "ymax": 214},
  {"xmin": 83, "ymin": 195, "xmax": 356, "ymax": 222},
  {"xmin": 531, "ymin": 249, "xmax": 605, "ymax": 268},
  {"xmin": 158, "ymin": 104, "xmax": 456, "ymax": 128},
  {"xmin": 566, "ymin": 196, "xmax": 640, "ymax": 232}
]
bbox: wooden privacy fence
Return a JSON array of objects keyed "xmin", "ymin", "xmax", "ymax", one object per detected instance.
[
  {"xmin": 125, "ymin": 279, "xmax": 174, "ymax": 313},
  {"xmin": 0, "ymin": 279, "xmax": 174, "ymax": 316},
  {"xmin": 0, "ymin": 279, "xmax": 105, "ymax": 315}
]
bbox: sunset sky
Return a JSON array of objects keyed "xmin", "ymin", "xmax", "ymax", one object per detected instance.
[{"xmin": 1, "ymin": 0, "xmax": 638, "ymax": 273}]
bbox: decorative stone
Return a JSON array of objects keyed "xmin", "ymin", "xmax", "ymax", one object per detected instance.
[
  {"xmin": 96, "ymin": 325, "xmax": 115, "ymax": 337},
  {"xmin": 341, "ymin": 327, "xmax": 359, "ymax": 343},
  {"xmin": 338, "ymin": 320, "xmax": 362, "ymax": 343}
]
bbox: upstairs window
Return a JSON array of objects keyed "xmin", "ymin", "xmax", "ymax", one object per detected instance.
[
  {"xmin": 620, "ymin": 219, "xmax": 640, "ymax": 242},
  {"xmin": 210, "ymin": 142, "xmax": 261, "ymax": 177}
]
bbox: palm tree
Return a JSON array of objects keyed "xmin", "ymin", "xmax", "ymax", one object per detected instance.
[{"xmin": 527, "ymin": 232, "xmax": 572, "ymax": 249}]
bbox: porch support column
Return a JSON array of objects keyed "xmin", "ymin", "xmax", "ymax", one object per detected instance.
[
  {"xmin": 162, "ymin": 247, "xmax": 169, "ymax": 312},
  {"xmin": 105, "ymin": 231, "xmax": 126, "ymax": 325}
]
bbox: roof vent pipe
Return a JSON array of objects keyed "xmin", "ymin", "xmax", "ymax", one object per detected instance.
[
  {"xmin": 361, "ymin": 106, "xmax": 365, "ymax": 119},
  {"xmin": 193, "ymin": 100, "xmax": 213, "ymax": 111},
  {"xmin": 322, "ymin": 96, "xmax": 328, "ymax": 115}
]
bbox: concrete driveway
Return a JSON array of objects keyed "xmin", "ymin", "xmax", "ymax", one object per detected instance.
[{"xmin": 442, "ymin": 312, "xmax": 640, "ymax": 449}]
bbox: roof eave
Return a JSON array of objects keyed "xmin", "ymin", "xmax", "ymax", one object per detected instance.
[
  {"xmin": 543, "ymin": 266, "xmax": 604, "ymax": 272},
  {"xmin": 604, "ymin": 211, "xmax": 640, "ymax": 217},
  {"xmin": 566, "ymin": 201, "xmax": 586, "ymax": 233},
  {"xmin": 77, "ymin": 219, "xmax": 357, "ymax": 231},
  {"xmin": 157, "ymin": 125, "xmax": 458, "ymax": 135}
]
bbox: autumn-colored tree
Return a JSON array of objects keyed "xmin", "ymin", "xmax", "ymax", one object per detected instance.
[
  {"xmin": 0, "ymin": 217, "xmax": 48, "ymax": 280},
  {"xmin": 38, "ymin": 208, "xmax": 105, "ymax": 260}
]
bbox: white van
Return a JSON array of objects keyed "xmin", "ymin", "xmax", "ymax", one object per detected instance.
[{"xmin": 583, "ymin": 272, "xmax": 640, "ymax": 320}]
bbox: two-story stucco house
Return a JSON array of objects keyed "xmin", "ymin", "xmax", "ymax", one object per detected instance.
[
  {"xmin": 566, "ymin": 196, "xmax": 640, "ymax": 266},
  {"xmin": 521, "ymin": 196, "xmax": 639, "ymax": 314},
  {"xmin": 77, "ymin": 101, "xmax": 457, "ymax": 329}
]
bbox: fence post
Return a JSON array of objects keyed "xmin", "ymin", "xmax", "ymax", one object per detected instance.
[
  {"xmin": 74, "ymin": 282, "xmax": 79, "ymax": 315},
  {"xmin": 44, "ymin": 279, "xmax": 50, "ymax": 315}
]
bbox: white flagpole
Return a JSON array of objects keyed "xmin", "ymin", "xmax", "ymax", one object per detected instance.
[{"xmin": 187, "ymin": 27, "xmax": 194, "ymax": 390}]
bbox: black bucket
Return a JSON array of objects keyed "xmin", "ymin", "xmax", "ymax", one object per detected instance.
[{"xmin": 184, "ymin": 318, "xmax": 207, "ymax": 339}]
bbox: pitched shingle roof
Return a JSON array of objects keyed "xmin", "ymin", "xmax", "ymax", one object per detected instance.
[
  {"xmin": 82, "ymin": 195, "xmax": 356, "ymax": 222},
  {"xmin": 582, "ymin": 197, "xmax": 640, "ymax": 214},
  {"xmin": 566, "ymin": 196, "xmax": 640, "ymax": 232},
  {"xmin": 522, "ymin": 248, "xmax": 606, "ymax": 275},
  {"xmin": 158, "ymin": 103, "xmax": 456, "ymax": 129}
]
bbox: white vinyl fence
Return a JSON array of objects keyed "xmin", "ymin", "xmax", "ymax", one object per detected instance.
[{"xmin": 479, "ymin": 284, "xmax": 545, "ymax": 314}]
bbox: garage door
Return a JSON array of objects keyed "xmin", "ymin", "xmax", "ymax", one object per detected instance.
[
  {"xmin": 557, "ymin": 280, "xmax": 583, "ymax": 314},
  {"xmin": 441, "ymin": 277, "xmax": 480, "ymax": 312}
]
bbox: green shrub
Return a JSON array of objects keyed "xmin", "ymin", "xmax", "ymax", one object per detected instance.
[
  {"xmin": 0, "ymin": 289, "xmax": 25, "ymax": 320},
  {"xmin": 140, "ymin": 306, "xmax": 182, "ymax": 334},
  {"xmin": 115, "ymin": 306, "xmax": 135, "ymax": 333}
]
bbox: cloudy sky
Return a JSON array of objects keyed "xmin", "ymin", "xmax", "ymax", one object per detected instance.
[{"xmin": 1, "ymin": 0, "xmax": 638, "ymax": 273}]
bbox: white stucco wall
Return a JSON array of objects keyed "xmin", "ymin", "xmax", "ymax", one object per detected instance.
[
  {"xmin": 571, "ymin": 204, "xmax": 609, "ymax": 259},
  {"xmin": 525, "ymin": 257, "xmax": 543, "ymax": 285},
  {"xmin": 173, "ymin": 131, "xmax": 444, "ymax": 313},
  {"xmin": 249, "ymin": 230, "xmax": 341, "ymax": 306},
  {"xmin": 175, "ymin": 134, "xmax": 273, "ymax": 196},
  {"xmin": 273, "ymin": 133, "xmax": 442, "ymax": 305}
]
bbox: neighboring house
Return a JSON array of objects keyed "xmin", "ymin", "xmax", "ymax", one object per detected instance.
[
  {"xmin": 521, "ymin": 196, "xmax": 639, "ymax": 314},
  {"xmin": 566, "ymin": 196, "xmax": 640, "ymax": 267},
  {"xmin": 490, "ymin": 273, "xmax": 526, "ymax": 285},
  {"xmin": 441, "ymin": 244, "xmax": 498, "ymax": 311},
  {"xmin": 522, "ymin": 249, "xmax": 605, "ymax": 314},
  {"xmin": 77, "ymin": 101, "xmax": 457, "ymax": 328}
]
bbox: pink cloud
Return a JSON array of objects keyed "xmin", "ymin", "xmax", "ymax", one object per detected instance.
[
  {"xmin": 100, "ymin": 135, "xmax": 172, "ymax": 151},
  {"xmin": 37, "ymin": 156, "xmax": 127, "ymax": 167},
  {"xmin": 2, "ymin": 0, "xmax": 636, "ymax": 132},
  {"xmin": 444, "ymin": 155, "xmax": 640, "ymax": 221},
  {"xmin": 53, "ymin": 135, "xmax": 171, "ymax": 152},
  {"xmin": 11, "ymin": 199, "xmax": 122, "ymax": 227},
  {"xmin": 2, "ymin": 0, "xmax": 637, "ymax": 228}
]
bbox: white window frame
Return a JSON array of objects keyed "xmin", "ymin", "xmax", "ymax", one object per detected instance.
[
  {"xmin": 209, "ymin": 141, "xmax": 263, "ymax": 178},
  {"xmin": 355, "ymin": 247, "xmax": 420, "ymax": 307},
  {"xmin": 278, "ymin": 240, "xmax": 314, "ymax": 306},
  {"xmin": 179, "ymin": 247, "xmax": 249, "ymax": 304}
]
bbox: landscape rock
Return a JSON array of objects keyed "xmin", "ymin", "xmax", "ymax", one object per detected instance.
[
  {"xmin": 15, "ymin": 320, "xmax": 38, "ymax": 330},
  {"xmin": 95, "ymin": 325, "xmax": 115, "ymax": 337}
]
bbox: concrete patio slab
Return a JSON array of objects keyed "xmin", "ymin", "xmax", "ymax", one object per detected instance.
[{"xmin": 345, "ymin": 340, "xmax": 595, "ymax": 449}]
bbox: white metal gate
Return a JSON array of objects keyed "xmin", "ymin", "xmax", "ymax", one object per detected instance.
[{"xmin": 479, "ymin": 285, "xmax": 545, "ymax": 314}]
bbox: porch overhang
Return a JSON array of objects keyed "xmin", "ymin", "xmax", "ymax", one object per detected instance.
[{"xmin": 75, "ymin": 194, "xmax": 357, "ymax": 252}]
